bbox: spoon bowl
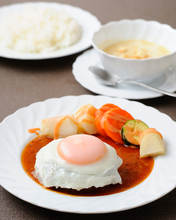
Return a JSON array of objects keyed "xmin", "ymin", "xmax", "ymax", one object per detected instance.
[{"xmin": 89, "ymin": 65, "xmax": 176, "ymax": 97}]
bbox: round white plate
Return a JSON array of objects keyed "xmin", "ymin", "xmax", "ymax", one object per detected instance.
[
  {"xmin": 72, "ymin": 49, "xmax": 176, "ymax": 99},
  {"xmin": 0, "ymin": 2, "xmax": 101, "ymax": 60},
  {"xmin": 0, "ymin": 95, "xmax": 176, "ymax": 214}
]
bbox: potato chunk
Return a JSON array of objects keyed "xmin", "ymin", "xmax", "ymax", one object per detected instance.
[
  {"xmin": 54, "ymin": 115, "xmax": 78, "ymax": 139},
  {"xmin": 41, "ymin": 116, "xmax": 61, "ymax": 138},
  {"xmin": 74, "ymin": 104, "xmax": 97, "ymax": 134},
  {"xmin": 140, "ymin": 131, "xmax": 165, "ymax": 158},
  {"xmin": 41, "ymin": 115, "xmax": 78, "ymax": 139}
]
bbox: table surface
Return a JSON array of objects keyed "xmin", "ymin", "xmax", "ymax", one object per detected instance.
[{"xmin": 0, "ymin": 0, "xmax": 175, "ymax": 219}]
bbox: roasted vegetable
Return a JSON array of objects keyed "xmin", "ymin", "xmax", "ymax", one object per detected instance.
[
  {"xmin": 95, "ymin": 103, "xmax": 120, "ymax": 136},
  {"xmin": 121, "ymin": 119, "xmax": 149, "ymax": 145},
  {"xmin": 139, "ymin": 128, "xmax": 165, "ymax": 158},
  {"xmin": 103, "ymin": 108, "xmax": 134, "ymax": 144},
  {"xmin": 74, "ymin": 104, "xmax": 97, "ymax": 134}
]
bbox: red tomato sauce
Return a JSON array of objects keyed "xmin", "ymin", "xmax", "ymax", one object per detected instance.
[{"xmin": 21, "ymin": 135, "xmax": 154, "ymax": 196}]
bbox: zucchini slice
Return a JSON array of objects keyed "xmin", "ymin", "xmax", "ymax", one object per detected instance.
[{"xmin": 121, "ymin": 119, "xmax": 149, "ymax": 145}]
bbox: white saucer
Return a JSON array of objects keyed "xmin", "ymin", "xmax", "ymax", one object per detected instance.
[{"xmin": 72, "ymin": 49, "xmax": 176, "ymax": 99}]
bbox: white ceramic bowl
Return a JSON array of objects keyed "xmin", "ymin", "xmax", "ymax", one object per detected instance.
[{"xmin": 92, "ymin": 19, "xmax": 176, "ymax": 83}]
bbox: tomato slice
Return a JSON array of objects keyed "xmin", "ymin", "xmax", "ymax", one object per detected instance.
[
  {"xmin": 103, "ymin": 108, "xmax": 134, "ymax": 143},
  {"xmin": 95, "ymin": 104, "xmax": 120, "ymax": 136}
]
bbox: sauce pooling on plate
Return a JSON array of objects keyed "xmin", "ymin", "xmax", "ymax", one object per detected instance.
[
  {"xmin": 21, "ymin": 135, "xmax": 154, "ymax": 196},
  {"xmin": 103, "ymin": 40, "xmax": 170, "ymax": 59}
]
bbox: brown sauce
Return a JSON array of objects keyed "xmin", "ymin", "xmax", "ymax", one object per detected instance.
[{"xmin": 21, "ymin": 135, "xmax": 154, "ymax": 196}]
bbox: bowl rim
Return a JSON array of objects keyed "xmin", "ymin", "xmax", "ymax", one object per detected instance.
[{"xmin": 92, "ymin": 19, "xmax": 176, "ymax": 62}]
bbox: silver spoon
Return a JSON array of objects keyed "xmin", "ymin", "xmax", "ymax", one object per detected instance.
[{"xmin": 89, "ymin": 66, "xmax": 176, "ymax": 97}]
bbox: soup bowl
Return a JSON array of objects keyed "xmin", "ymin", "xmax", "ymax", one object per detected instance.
[{"xmin": 92, "ymin": 19, "xmax": 176, "ymax": 83}]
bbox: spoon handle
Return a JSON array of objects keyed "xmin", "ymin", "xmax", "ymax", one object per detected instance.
[{"xmin": 124, "ymin": 80, "xmax": 176, "ymax": 97}]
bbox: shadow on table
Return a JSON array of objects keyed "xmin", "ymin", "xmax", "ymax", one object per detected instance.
[
  {"xmin": 0, "ymin": 51, "xmax": 84, "ymax": 73},
  {"xmin": 141, "ymin": 95, "xmax": 175, "ymax": 107},
  {"xmin": 141, "ymin": 96, "xmax": 176, "ymax": 121}
]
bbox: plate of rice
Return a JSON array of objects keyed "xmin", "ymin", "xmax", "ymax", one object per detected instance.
[{"xmin": 0, "ymin": 2, "xmax": 101, "ymax": 60}]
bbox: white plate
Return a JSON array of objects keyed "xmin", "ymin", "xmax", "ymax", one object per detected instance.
[
  {"xmin": 72, "ymin": 49, "xmax": 176, "ymax": 99},
  {"xmin": 0, "ymin": 2, "xmax": 101, "ymax": 60},
  {"xmin": 0, "ymin": 95, "xmax": 176, "ymax": 214}
]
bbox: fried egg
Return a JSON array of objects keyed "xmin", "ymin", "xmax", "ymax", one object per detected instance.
[{"xmin": 34, "ymin": 134, "xmax": 122, "ymax": 190}]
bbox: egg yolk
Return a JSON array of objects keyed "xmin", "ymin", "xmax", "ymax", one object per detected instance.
[{"xmin": 57, "ymin": 134, "xmax": 107, "ymax": 165}]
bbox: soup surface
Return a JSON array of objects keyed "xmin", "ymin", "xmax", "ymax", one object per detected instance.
[
  {"xmin": 103, "ymin": 40, "xmax": 170, "ymax": 59},
  {"xmin": 21, "ymin": 135, "xmax": 154, "ymax": 196}
]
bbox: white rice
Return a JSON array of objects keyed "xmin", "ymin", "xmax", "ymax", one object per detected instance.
[{"xmin": 0, "ymin": 5, "xmax": 82, "ymax": 53}]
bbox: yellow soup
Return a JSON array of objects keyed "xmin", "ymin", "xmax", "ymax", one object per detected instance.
[{"xmin": 103, "ymin": 40, "xmax": 170, "ymax": 59}]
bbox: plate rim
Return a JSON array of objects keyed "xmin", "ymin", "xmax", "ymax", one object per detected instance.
[
  {"xmin": 0, "ymin": 95, "xmax": 176, "ymax": 214},
  {"xmin": 0, "ymin": 2, "xmax": 101, "ymax": 60}
]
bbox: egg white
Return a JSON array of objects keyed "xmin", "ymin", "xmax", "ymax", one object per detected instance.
[{"xmin": 34, "ymin": 139, "xmax": 122, "ymax": 190}]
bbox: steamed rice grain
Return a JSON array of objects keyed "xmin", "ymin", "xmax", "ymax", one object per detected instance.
[{"xmin": 0, "ymin": 6, "xmax": 82, "ymax": 53}]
